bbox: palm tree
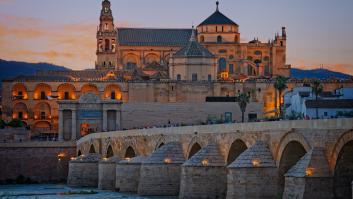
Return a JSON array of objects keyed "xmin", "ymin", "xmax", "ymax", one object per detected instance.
[
  {"xmin": 311, "ymin": 79, "xmax": 323, "ymax": 119},
  {"xmin": 237, "ymin": 93, "xmax": 250, "ymax": 123},
  {"xmin": 274, "ymin": 76, "xmax": 288, "ymax": 118}
]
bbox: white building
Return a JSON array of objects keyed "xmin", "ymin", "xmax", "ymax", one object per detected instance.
[{"xmin": 285, "ymin": 87, "xmax": 353, "ymax": 119}]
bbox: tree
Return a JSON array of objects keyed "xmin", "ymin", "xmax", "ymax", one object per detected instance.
[
  {"xmin": 274, "ymin": 76, "xmax": 288, "ymax": 118},
  {"xmin": 237, "ymin": 93, "xmax": 250, "ymax": 123},
  {"xmin": 0, "ymin": 119, "xmax": 5, "ymax": 129},
  {"xmin": 311, "ymin": 79, "xmax": 323, "ymax": 119},
  {"xmin": 7, "ymin": 119, "xmax": 23, "ymax": 128}
]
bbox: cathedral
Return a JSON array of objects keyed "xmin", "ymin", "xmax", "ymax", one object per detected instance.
[
  {"xmin": 96, "ymin": 0, "xmax": 290, "ymax": 80},
  {"xmin": 5, "ymin": 0, "xmax": 343, "ymax": 141}
]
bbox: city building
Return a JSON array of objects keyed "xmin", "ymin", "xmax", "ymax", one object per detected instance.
[{"xmin": 285, "ymin": 87, "xmax": 353, "ymax": 119}]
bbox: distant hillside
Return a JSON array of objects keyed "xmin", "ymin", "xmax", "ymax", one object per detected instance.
[
  {"xmin": 291, "ymin": 68, "xmax": 352, "ymax": 79},
  {"xmin": 0, "ymin": 59, "xmax": 70, "ymax": 86}
]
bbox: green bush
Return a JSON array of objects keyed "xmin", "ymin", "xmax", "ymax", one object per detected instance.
[
  {"xmin": 7, "ymin": 119, "xmax": 24, "ymax": 128},
  {"xmin": 0, "ymin": 119, "xmax": 5, "ymax": 129}
]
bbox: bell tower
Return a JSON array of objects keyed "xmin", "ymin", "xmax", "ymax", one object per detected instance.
[{"xmin": 96, "ymin": 0, "xmax": 117, "ymax": 70}]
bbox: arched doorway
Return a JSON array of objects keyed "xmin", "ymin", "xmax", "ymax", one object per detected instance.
[
  {"xmin": 106, "ymin": 145, "xmax": 114, "ymax": 158},
  {"xmin": 334, "ymin": 140, "xmax": 353, "ymax": 198},
  {"xmin": 278, "ymin": 141, "xmax": 307, "ymax": 196},
  {"xmin": 227, "ymin": 139, "xmax": 247, "ymax": 165},
  {"xmin": 188, "ymin": 143, "xmax": 201, "ymax": 159},
  {"xmin": 125, "ymin": 146, "xmax": 136, "ymax": 159},
  {"xmin": 89, "ymin": 145, "xmax": 96, "ymax": 153}
]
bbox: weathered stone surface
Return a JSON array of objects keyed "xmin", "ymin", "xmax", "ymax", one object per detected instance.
[
  {"xmin": 283, "ymin": 148, "xmax": 333, "ymax": 199},
  {"xmin": 227, "ymin": 141, "xmax": 278, "ymax": 199},
  {"xmin": 67, "ymin": 153, "xmax": 101, "ymax": 187},
  {"xmin": 116, "ymin": 156, "xmax": 147, "ymax": 192},
  {"xmin": 138, "ymin": 142, "xmax": 185, "ymax": 196},
  {"xmin": 0, "ymin": 142, "xmax": 76, "ymax": 183},
  {"xmin": 180, "ymin": 143, "xmax": 226, "ymax": 199},
  {"xmin": 98, "ymin": 156, "xmax": 121, "ymax": 190}
]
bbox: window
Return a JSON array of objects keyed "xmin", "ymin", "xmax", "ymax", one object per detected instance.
[
  {"xmin": 40, "ymin": 112, "xmax": 46, "ymax": 120},
  {"xmin": 208, "ymin": 74, "xmax": 212, "ymax": 82},
  {"xmin": 263, "ymin": 56, "xmax": 270, "ymax": 61},
  {"xmin": 280, "ymin": 41, "xmax": 283, "ymax": 46},
  {"xmin": 222, "ymin": 26, "xmax": 224, "ymax": 32},
  {"xmin": 177, "ymin": 74, "xmax": 181, "ymax": 81},
  {"xmin": 235, "ymin": 35, "xmax": 238, "ymax": 43},
  {"xmin": 264, "ymin": 65, "xmax": 270, "ymax": 76},
  {"xmin": 192, "ymin": 73, "xmax": 198, "ymax": 81},
  {"xmin": 111, "ymin": 91, "xmax": 116, "ymax": 100},
  {"xmin": 105, "ymin": 39, "xmax": 110, "ymax": 51},
  {"xmin": 200, "ymin": 36, "xmax": 205, "ymax": 42},
  {"xmin": 247, "ymin": 56, "xmax": 253, "ymax": 61},
  {"xmin": 105, "ymin": 23, "xmax": 108, "ymax": 30},
  {"xmin": 216, "ymin": 26, "xmax": 218, "ymax": 32},
  {"xmin": 18, "ymin": 112, "xmax": 23, "ymax": 120},
  {"xmin": 40, "ymin": 91, "xmax": 46, "ymax": 100},
  {"xmin": 109, "ymin": 62, "xmax": 112, "ymax": 67},
  {"xmin": 217, "ymin": 35, "xmax": 222, "ymax": 43},
  {"xmin": 103, "ymin": 61, "xmax": 106, "ymax": 67},
  {"xmin": 218, "ymin": 58, "xmax": 227, "ymax": 72},
  {"xmin": 248, "ymin": 113, "xmax": 257, "ymax": 122},
  {"xmin": 229, "ymin": 64, "xmax": 234, "ymax": 74},
  {"xmin": 64, "ymin": 92, "xmax": 69, "ymax": 100},
  {"xmin": 254, "ymin": 51, "xmax": 262, "ymax": 55},
  {"xmin": 18, "ymin": 91, "xmax": 23, "ymax": 97},
  {"xmin": 236, "ymin": 63, "xmax": 241, "ymax": 75},
  {"xmin": 324, "ymin": 112, "xmax": 328, "ymax": 117}
]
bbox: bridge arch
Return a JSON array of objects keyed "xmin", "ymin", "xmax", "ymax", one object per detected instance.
[
  {"xmin": 77, "ymin": 150, "xmax": 82, "ymax": 156},
  {"xmin": 330, "ymin": 130, "xmax": 353, "ymax": 198},
  {"xmin": 227, "ymin": 139, "xmax": 248, "ymax": 165},
  {"xmin": 187, "ymin": 143, "xmax": 202, "ymax": 159},
  {"xmin": 89, "ymin": 144, "xmax": 96, "ymax": 153},
  {"xmin": 277, "ymin": 140, "xmax": 308, "ymax": 197},
  {"xmin": 106, "ymin": 145, "xmax": 114, "ymax": 158},
  {"xmin": 124, "ymin": 146, "xmax": 136, "ymax": 159}
]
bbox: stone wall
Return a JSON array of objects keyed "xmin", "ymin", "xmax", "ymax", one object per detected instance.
[
  {"xmin": 121, "ymin": 102, "xmax": 262, "ymax": 129},
  {"xmin": 116, "ymin": 163, "xmax": 141, "ymax": 192},
  {"xmin": 0, "ymin": 142, "xmax": 76, "ymax": 183}
]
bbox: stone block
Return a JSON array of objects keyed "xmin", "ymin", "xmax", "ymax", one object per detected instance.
[
  {"xmin": 98, "ymin": 157, "xmax": 120, "ymax": 190},
  {"xmin": 116, "ymin": 156, "xmax": 146, "ymax": 193},
  {"xmin": 67, "ymin": 154, "xmax": 100, "ymax": 187}
]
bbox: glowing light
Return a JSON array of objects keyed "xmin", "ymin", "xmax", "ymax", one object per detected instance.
[
  {"xmin": 103, "ymin": 157, "xmax": 108, "ymax": 161},
  {"xmin": 70, "ymin": 157, "xmax": 76, "ymax": 161},
  {"xmin": 252, "ymin": 159, "xmax": 260, "ymax": 167},
  {"xmin": 306, "ymin": 167, "xmax": 314, "ymax": 177},
  {"xmin": 57, "ymin": 152, "xmax": 66, "ymax": 158},
  {"xmin": 201, "ymin": 159, "xmax": 209, "ymax": 166},
  {"xmin": 125, "ymin": 157, "xmax": 131, "ymax": 162},
  {"xmin": 164, "ymin": 158, "xmax": 172, "ymax": 164}
]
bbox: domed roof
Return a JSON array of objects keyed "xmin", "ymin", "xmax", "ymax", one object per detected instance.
[
  {"xmin": 173, "ymin": 30, "xmax": 215, "ymax": 58},
  {"xmin": 199, "ymin": 2, "xmax": 238, "ymax": 26}
]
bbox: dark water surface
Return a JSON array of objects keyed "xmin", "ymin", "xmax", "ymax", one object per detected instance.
[{"xmin": 0, "ymin": 184, "xmax": 176, "ymax": 199}]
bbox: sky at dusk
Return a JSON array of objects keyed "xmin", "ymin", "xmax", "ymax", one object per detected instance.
[{"xmin": 0, "ymin": 0, "xmax": 353, "ymax": 74}]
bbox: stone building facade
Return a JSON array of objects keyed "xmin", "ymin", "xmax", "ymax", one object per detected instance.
[{"xmin": 96, "ymin": 0, "xmax": 290, "ymax": 79}]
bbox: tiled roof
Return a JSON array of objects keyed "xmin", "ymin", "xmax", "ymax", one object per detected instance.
[
  {"xmin": 173, "ymin": 30, "xmax": 215, "ymax": 58},
  {"xmin": 183, "ymin": 143, "xmax": 225, "ymax": 167},
  {"xmin": 305, "ymin": 99, "xmax": 353, "ymax": 109},
  {"xmin": 117, "ymin": 28, "xmax": 192, "ymax": 47},
  {"xmin": 228, "ymin": 141, "xmax": 276, "ymax": 168},
  {"xmin": 199, "ymin": 10, "xmax": 238, "ymax": 26},
  {"xmin": 285, "ymin": 148, "xmax": 330, "ymax": 178}
]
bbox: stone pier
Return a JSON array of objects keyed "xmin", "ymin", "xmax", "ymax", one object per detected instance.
[
  {"xmin": 282, "ymin": 148, "xmax": 333, "ymax": 199},
  {"xmin": 138, "ymin": 142, "xmax": 185, "ymax": 196},
  {"xmin": 227, "ymin": 141, "xmax": 278, "ymax": 199},
  {"xmin": 180, "ymin": 143, "xmax": 226, "ymax": 199},
  {"xmin": 98, "ymin": 156, "xmax": 121, "ymax": 190},
  {"xmin": 67, "ymin": 154, "xmax": 101, "ymax": 187},
  {"xmin": 116, "ymin": 156, "xmax": 147, "ymax": 192}
]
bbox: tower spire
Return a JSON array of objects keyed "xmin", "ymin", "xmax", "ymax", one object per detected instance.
[{"xmin": 216, "ymin": 1, "xmax": 219, "ymax": 11}]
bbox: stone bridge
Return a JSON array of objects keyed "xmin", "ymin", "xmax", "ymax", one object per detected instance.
[{"xmin": 71, "ymin": 118, "xmax": 353, "ymax": 199}]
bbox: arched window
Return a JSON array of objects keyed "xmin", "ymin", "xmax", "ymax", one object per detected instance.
[
  {"xmin": 200, "ymin": 36, "xmax": 205, "ymax": 42},
  {"xmin": 105, "ymin": 39, "xmax": 110, "ymax": 51},
  {"xmin": 111, "ymin": 91, "xmax": 116, "ymax": 100},
  {"xmin": 254, "ymin": 51, "xmax": 262, "ymax": 55},
  {"xmin": 218, "ymin": 58, "xmax": 227, "ymax": 72},
  {"xmin": 217, "ymin": 35, "xmax": 222, "ymax": 43}
]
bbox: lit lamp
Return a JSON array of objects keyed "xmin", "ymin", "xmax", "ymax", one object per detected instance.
[
  {"xmin": 201, "ymin": 159, "xmax": 209, "ymax": 166},
  {"xmin": 57, "ymin": 152, "xmax": 65, "ymax": 161},
  {"xmin": 252, "ymin": 159, "xmax": 260, "ymax": 167},
  {"xmin": 164, "ymin": 158, "xmax": 172, "ymax": 164},
  {"xmin": 125, "ymin": 157, "xmax": 131, "ymax": 162},
  {"xmin": 70, "ymin": 157, "xmax": 76, "ymax": 161},
  {"xmin": 103, "ymin": 157, "xmax": 108, "ymax": 161},
  {"xmin": 306, "ymin": 167, "xmax": 314, "ymax": 177}
]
